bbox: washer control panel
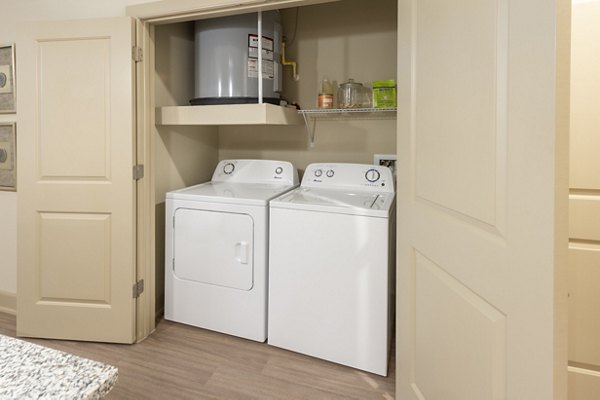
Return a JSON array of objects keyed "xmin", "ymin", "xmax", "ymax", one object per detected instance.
[
  {"xmin": 302, "ymin": 163, "xmax": 394, "ymax": 192},
  {"xmin": 212, "ymin": 159, "xmax": 299, "ymax": 185}
]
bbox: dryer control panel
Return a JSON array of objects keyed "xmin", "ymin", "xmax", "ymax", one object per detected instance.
[
  {"xmin": 302, "ymin": 163, "xmax": 394, "ymax": 193},
  {"xmin": 212, "ymin": 159, "xmax": 299, "ymax": 185}
]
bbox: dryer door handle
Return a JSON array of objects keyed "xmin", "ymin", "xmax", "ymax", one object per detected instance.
[{"xmin": 235, "ymin": 241, "xmax": 249, "ymax": 265}]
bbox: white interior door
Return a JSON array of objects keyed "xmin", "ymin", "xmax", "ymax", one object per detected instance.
[
  {"xmin": 17, "ymin": 17, "xmax": 137, "ymax": 343},
  {"xmin": 396, "ymin": 0, "xmax": 569, "ymax": 398}
]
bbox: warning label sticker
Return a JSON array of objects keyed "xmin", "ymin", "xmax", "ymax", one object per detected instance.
[
  {"xmin": 248, "ymin": 34, "xmax": 275, "ymax": 80},
  {"xmin": 249, "ymin": 46, "xmax": 274, "ymax": 61},
  {"xmin": 248, "ymin": 59, "xmax": 274, "ymax": 79},
  {"xmin": 248, "ymin": 34, "xmax": 273, "ymax": 51}
]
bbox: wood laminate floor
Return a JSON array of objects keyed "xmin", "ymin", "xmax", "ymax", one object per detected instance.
[{"xmin": 0, "ymin": 312, "xmax": 395, "ymax": 399}]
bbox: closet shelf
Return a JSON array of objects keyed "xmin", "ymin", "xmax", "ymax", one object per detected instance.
[
  {"xmin": 298, "ymin": 107, "xmax": 397, "ymax": 146},
  {"xmin": 298, "ymin": 107, "xmax": 397, "ymax": 116},
  {"xmin": 156, "ymin": 104, "xmax": 304, "ymax": 126}
]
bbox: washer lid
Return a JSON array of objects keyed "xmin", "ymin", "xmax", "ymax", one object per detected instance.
[
  {"xmin": 167, "ymin": 182, "xmax": 298, "ymax": 206},
  {"xmin": 270, "ymin": 187, "xmax": 395, "ymax": 217}
]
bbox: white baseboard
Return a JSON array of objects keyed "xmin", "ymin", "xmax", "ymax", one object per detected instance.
[{"xmin": 0, "ymin": 290, "xmax": 16, "ymax": 315}]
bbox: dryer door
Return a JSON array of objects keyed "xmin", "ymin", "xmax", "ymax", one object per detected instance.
[{"xmin": 173, "ymin": 208, "xmax": 253, "ymax": 290}]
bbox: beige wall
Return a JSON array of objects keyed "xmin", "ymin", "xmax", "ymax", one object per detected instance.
[
  {"xmin": 0, "ymin": 197, "xmax": 16, "ymax": 295},
  {"xmin": 569, "ymin": 0, "xmax": 600, "ymax": 397},
  {"xmin": 0, "ymin": 0, "xmax": 156, "ymax": 300},
  {"xmin": 219, "ymin": 0, "xmax": 398, "ymax": 173}
]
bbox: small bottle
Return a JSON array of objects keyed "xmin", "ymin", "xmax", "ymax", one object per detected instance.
[{"xmin": 317, "ymin": 76, "xmax": 334, "ymax": 109}]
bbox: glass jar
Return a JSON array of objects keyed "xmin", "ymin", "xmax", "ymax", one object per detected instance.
[
  {"xmin": 318, "ymin": 75, "xmax": 334, "ymax": 109},
  {"xmin": 337, "ymin": 79, "xmax": 368, "ymax": 109}
]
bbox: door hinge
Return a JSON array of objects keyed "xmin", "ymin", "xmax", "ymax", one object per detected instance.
[
  {"xmin": 133, "ymin": 279, "xmax": 145, "ymax": 298},
  {"xmin": 132, "ymin": 46, "xmax": 143, "ymax": 63},
  {"xmin": 133, "ymin": 164, "xmax": 144, "ymax": 180}
]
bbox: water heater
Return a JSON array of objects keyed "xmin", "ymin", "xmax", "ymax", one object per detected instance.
[{"xmin": 190, "ymin": 11, "xmax": 282, "ymax": 105}]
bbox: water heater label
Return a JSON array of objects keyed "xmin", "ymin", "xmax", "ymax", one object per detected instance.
[
  {"xmin": 248, "ymin": 59, "xmax": 274, "ymax": 80},
  {"xmin": 248, "ymin": 34, "xmax": 274, "ymax": 51},
  {"xmin": 248, "ymin": 34, "xmax": 275, "ymax": 80},
  {"xmin": 249, "ymin": 47, "xmax": 274, "ymax": 61}
]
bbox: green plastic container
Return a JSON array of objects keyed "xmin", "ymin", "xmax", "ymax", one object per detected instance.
[{"xmin": 372, "ymin": 79, "xmax": 397, "ymax": 108}]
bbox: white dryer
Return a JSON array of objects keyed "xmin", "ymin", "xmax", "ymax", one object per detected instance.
[
  {"xmin": 165, "ymin": 159, "xmax": 298, "ymax": 342},
  {"xmin": 268, "ymin": 163, "xmax": 395, "ymax": 376}
]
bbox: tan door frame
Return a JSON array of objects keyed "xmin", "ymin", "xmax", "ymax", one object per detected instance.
[{"xmin": 134, "ymin": 18, "xmax": 156, "ymax": 342}]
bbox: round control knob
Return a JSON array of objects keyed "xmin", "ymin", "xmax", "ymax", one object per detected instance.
[
  {"xmin": 314, "ymin": 169, "xmax": 323, "ymax": 177},
  {"xmin": 326, "ymin": 169, "xmax": 335, "ymax": 178},
  {"xmin": 275, "ymin": 166, "xmax": 283, "ymax": 175},
  {"xmin": 223, "ymin": 162, "xmax": 235, "ymax": 175},
  {"xmin": 365, "ymin": 168, "xmax": 381, "ymax": 183}
]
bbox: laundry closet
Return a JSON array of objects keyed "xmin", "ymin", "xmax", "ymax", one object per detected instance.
[{"xmin": 147, "ymin": 0, "xmax": 398, "ymax": 315}]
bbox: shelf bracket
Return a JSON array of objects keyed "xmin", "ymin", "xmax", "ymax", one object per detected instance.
[{"xmin": 301, "ymin": 111, "xmax": 317, "ymax": 147}]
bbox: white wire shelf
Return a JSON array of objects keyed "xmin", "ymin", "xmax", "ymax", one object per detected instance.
[
  {"xmin": 298, "ymin": 108, "xmax": 397, "ymax": 146},
  {"xmin": 299, "ymin": 107, "xmax": 397, "ymax": 115}
]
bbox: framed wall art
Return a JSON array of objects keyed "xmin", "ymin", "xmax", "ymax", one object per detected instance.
[
  {"xmin": 0, "ymin": 44, "xmax": 15, "ymax": 113},
  {"xmin": 0, "ymin": 123, "xmax": 16, "ymax": 190}
]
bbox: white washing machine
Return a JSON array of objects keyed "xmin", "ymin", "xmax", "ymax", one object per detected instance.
[
  {"xmin": 268, "ymin": 163, "xmax": 395, "ymax": 376},
  {"xmin": 165, "ymin": 159, "xmax": 298, "ymax": 342}
]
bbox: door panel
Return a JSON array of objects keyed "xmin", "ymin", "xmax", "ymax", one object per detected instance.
[
  {"xmin": 568, "ymin": 245, "xmax": 600, "ymax": 366},
  {"xmin": 570, "ymin": 2, "xmax": 600, "ymax": 191},
  {"xmin": 17, "ymin": 17, "xmax": 136, "ymax": 343},
  {"xmin": 396, "ymin": 0, "xmax": 569, "ymax": 398},
  {"xmin": 569, "ymin": 367, "xmax": 600, "ymax": 399},
  {"xmin": 569, "ymin": 197, "xmax": 600, "ymax": 240},
  {"xmin": 39, "ymin": 39, "xmax": 111, "ymax": 179},
  {"xmin": 414, "ymin": 0, "xmax": 503, "ymax": 228},
  {"xmin": 39, "ymin": 213, "xmax": 111, "ymax": 303},
  {"xmin": 414, "ymin": 253, "xmax": 506, "ymax": 399}
]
